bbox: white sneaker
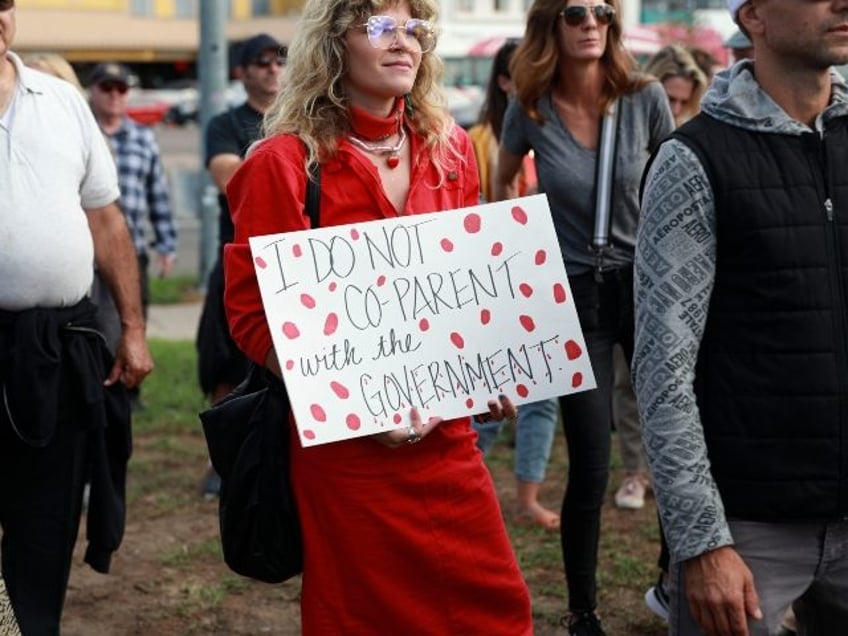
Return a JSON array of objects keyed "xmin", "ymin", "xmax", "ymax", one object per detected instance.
[
  {"xmin": 614, "ymin": 475, "xmax": 646, "ymax": 510},
  {"xmin": 644, "ymin": 574, "xmax": 670, "ymax": 622}
]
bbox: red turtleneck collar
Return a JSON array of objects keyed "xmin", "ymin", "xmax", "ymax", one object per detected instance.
[{"xmin": 349, "ymin": 97, "xmax": 405, "ymax": 141}]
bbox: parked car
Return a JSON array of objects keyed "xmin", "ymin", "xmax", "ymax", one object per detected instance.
[
  {"xmin": 126, "ymin": 91, "xmax": 172, "ymax": 126},
  {"xmin": 163, "ymin": 80, "xmax": 249, "ymax": 126}
]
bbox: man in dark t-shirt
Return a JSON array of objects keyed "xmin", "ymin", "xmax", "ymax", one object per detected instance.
[
  {"xmin": 205, "ymin": 33, "xmax": 286, "ymax": 253},
  {"xmin": 198, "ymin": 33, "xmax": 285, "ymax": 497}
]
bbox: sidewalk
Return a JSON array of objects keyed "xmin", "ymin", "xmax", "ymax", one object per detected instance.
[{"xmin": 147, "ymin": 301, "xmax": 203, "ymax": 341}]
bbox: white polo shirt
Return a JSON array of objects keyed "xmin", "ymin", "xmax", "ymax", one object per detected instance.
[{"xmin": 0, "ymin": 52, "xmax": 120, "ymax": 310}]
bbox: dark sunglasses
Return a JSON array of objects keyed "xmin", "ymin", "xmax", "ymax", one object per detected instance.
[
  {"xmin": 97, "ymin": 81, "xmax": 129, "ymax": 95},
  {"xmin": 250, "ymin": 54, "xmax": 286, "ymax": 69},
  {"xmin": 0, "ymin": 0, "xmax": 14, "ymax": 11},
  {"xmin": 560, "ymin": 4, "xmax": 615, "ymax": 27}
]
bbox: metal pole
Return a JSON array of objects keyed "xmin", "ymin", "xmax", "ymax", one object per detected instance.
[{"xmin": 197, "ymin": 0, "xmax": 228, "ymax": 288}]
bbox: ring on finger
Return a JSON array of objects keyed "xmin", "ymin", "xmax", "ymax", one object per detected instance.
[{"xmin": 405, "ymin": 425, "xmax": 421, "ymax": 445}]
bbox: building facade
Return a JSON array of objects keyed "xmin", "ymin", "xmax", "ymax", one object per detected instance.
[{"xmin": 13, "ymin": 0, "xmax": 301, "ymax": 62}]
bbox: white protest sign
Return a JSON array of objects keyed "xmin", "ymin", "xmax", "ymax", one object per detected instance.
[{"xmin": 249, "ymin": 194, "xmax": 595, "ymax": 446}]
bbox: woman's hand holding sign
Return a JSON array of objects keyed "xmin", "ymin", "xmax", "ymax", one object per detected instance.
[
  {"xmin": 375, "ymin": 395, "xmax": 517, "ymax": 449},
  {"xmin": 475, "ymin": 394, "xmax": 518, "ymax": 423},
  {"xmin": 373, "ymin": 407, "xmax": 443, "ymax": 448}
]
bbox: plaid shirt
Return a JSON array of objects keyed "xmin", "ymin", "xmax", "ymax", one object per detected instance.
[{"xmin": 106, "ymin": 118, "xmax": 177, "ymax": 256}]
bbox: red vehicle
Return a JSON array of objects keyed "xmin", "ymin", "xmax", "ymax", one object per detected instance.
[{"xmin": 126, "ymin": 91, "xmax": 171, "ymax": 126}]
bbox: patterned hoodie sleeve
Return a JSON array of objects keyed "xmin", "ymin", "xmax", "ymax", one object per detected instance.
[{"xmin": 633, "ymin": 139, "xmax": 734, "ymax": 563}]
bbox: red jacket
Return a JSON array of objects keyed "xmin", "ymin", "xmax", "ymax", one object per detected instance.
[{"xmin": 223, "ymin": 127, "xmax": 480, "ymax": 365}]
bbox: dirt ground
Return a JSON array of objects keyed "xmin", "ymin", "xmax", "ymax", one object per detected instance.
[{"xmin": 60, "ymin": 427, "xmax": 666, "ymax": 636}]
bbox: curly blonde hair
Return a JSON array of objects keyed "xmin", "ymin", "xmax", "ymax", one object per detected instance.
[{"xmin": 263, "ymin": 0, "xmax": 460, "ymax": 174}]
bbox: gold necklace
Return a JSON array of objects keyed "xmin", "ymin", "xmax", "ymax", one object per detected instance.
[{"xmin": 348, "ymin": 126, "xmax": 407, "ymax": 169}]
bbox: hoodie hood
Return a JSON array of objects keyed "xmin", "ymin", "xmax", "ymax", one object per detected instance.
[{"xmin": 701, "ymin": 60, "xmax": 848, "ymax": 135}]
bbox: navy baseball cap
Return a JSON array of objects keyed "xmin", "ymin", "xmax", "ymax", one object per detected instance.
[
  {"xmin": 88, "ymin": 62, "xmax": 131, "ymax": 88},
  {"xmin": 237, "ymin": 33, "xmax": 284, "ymax": 68}
]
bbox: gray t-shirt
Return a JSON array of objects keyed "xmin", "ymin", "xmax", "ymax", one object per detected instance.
[{"xmin": 502, "ymin": 80, "xmax": 674, "ymax": 276}]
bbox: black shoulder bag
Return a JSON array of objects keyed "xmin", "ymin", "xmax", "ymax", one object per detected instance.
[{"xmin": 200, "ymin": 163, "xmax": 321, "ymax": 583}]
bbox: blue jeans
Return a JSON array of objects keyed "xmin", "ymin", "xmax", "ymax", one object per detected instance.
[{"xmin": 474, "ymin": 398, "xmax": 557, "ymax": 484}]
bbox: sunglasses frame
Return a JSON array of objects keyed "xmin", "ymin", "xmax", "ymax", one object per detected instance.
[
  {"xmin": 250, "ymin": 54, "xmax": 286, "ymax": 69},
  {"xmin": 560, "ymin": 4, "xmax": 616, "ymax": 27},
  {"xmin": 358, "ymin": 15, "xmax": 436, "ymax": 54},
  {"xmin": 97, "ymin": 81, "xmax": 129, "ymax": 95}
]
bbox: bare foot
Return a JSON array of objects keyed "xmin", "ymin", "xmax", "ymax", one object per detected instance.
[{"xmin": 514, "ymin": 503, "xmax": 560, "ymax": 531}]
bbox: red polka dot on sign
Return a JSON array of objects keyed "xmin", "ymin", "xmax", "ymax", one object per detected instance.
[
  {"xmin": 553, "ymin": 283, "xmax": 567, "ymax": 304},
  {"xmin": 310, "ymin": 404, "xmax": 326, "ymax": 422},
  {"xmin": 285, "ymin": 359, "xmax": 294, "ymax": 370},
  {"xmin": 324, "ymin": 313, "xmax": 339, "ymax": 336},
  {"xmin": 329, "ymin": 281, "xmax": 337, "ymax": 292},
  {"xmin": 293, "ymin": 244, "xmax": 302, "ymax": 257},
  {"xmin": 464, "ymin": 213, "xmax": 482, "ymax": 233},
  {"xmin": 519, "ymin": 283, "xmax": 533, "ymax": 298},
  {"xmin": 350, "ymin": 228, "xmax": 360, "ymax": 240},
  {"xmin": 393, "ymin": 413, "xmax": 402, "ymax": 424},
  {"xmin": 300, "ymin": 293, "xmax": 316, "ymax": 309},
  {"xmin": 303, "ymin": 430, "xmax": 316, "ymax": 440},
  {"xmin": 480, "ymin": 309, "xmax": 491, "ymax": 325},
  {"xmin": 465, "ymin": 398, "xmax": 474, "ymax": 409},
  {"xmin": 330, "ymin": 381, "xmax": 350, "ymax": 399},
  {"xmin": 519, "ymin": 315, "xmax": 536, "ymax": 332},
  {"xmin": 511, "ymin": 206, "xmax": 528, "ymax": 225},
  {"xmin": 377, "ymin": 275, "xmax": 386, "ymax": 287},
  {"xmin": 572, "ymin": 372, "xmax": 584, "ymax": 388},
  {"xmin": 450, "ymin": 332, "xmax": 465, "ymax": 349},
  {"xmin": 254, "ymin": 256, "xmax": 267, "ymax": 269},
  {"xmin": 440, "ymin": 238, "xmax": 454, "ymax": 252},
  {"xmin": 346, "ymin": 414, "xmax": 361, "ymax": 430},
  {"xmin": 419, "ymin": 318, "xmax": 430, "ymax": 332},
  {"xmin": 282, "ymin": 322, "xmax": 300, "ymax": 339},
  {"xmin": 491, "ymin": 242, "xmax": 503, "ymax": 256},
  {"xmin": 516, "ymin": 384, "xmax": 529, "ymax": 398},
  {"xmin": 564, "ymin": 340, "xmax": 583, "ymax": 360},
  {"xmin": 535, "ymin": 250, "xmax": 547, "ymax": 265}
]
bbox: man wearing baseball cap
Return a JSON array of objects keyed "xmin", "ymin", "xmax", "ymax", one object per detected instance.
[
  {"xmin": 636, "ymin": 0, "xmax": 848, "ymax": 633},
  {"xmin": 88, "ymin": 60, "xmax": 177, "ymax": 410},
  {"xmin": 196, "ymin": 33, "xmax": 285, "ymax": 497}
]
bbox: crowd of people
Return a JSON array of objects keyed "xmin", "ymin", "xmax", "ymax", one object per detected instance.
[{"xmin": 2, "ymin": 0, "xmax": 848, "ymax": 634}]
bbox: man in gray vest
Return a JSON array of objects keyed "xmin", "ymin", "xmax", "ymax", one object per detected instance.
[{"xmin": 635, "ymin": 0, "xmax": 848, "ymax": 634}]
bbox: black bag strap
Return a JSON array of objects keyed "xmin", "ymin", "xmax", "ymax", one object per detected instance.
[{"xmin": 305, "ymin": 162, "xmax": 321, "ymax": 229}]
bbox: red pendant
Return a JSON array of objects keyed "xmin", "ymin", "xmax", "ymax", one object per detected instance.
[{"xmin": 386, "ymin": 153, "xmax": 400, "ymax": 169}]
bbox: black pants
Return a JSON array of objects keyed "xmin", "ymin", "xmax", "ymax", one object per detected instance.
[
  {"xmin": 0, "ymin": 413, "xmax": 88, "ymax": 635},
  {"xmin": 557, "ymin": 268, "xmax": 634, "ymax": 613}
]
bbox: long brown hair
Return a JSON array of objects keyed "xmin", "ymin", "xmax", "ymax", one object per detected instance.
[
  {"xmin": 477, "ymin": 39, "xmax": 519, "ymax": 141},
  {"xmin": 511, "ymin": 0, "xmax": 646, "ymax": 123}
]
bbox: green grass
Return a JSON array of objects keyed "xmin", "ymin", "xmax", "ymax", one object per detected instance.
[
  {"xmin": 133, "ymin": 339, "xmax": 206, "ymax": 434},
  {"xmin": 149, "ymin": 275, "xmax": 201, "ymax": 304}
]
